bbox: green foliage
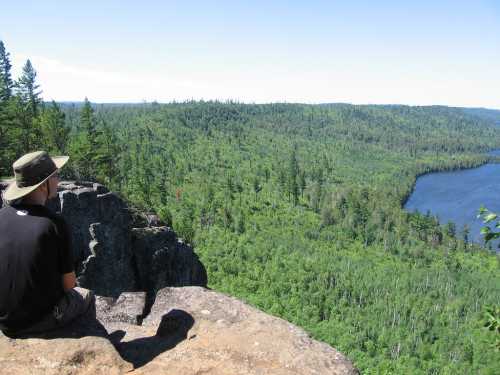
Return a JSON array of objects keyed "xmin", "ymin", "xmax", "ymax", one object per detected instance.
[
  {"xmin": 483, "ymin": 306, "xmax": 500, "ymax": 351},
  {"xmin": 15, "ymin": 59, "xmax": 42, "ymax": 118},
  {"xmin": 70, "ymin": 97, "xmax": 97, "ymax": 179},
  {"xmin": 39, "ymin": 101, "xmax": 70, "ymax": 154},
  {"xmin": 67, "ymin": 98, "xmax": 120, "ymax": 185},
  {"xmin": 478, "ymin": 206, "xmax": 500, "ymax": 244},
  {"xmin": 0, "ymin": 44, "xmax": 44, "ymax": 174},
  {"xmin": 0, "ymin": 40, "xmax": 13, "ymax": 101},
  {"xmin": 477, "ymin": 207, "xmax": 500, "ymax": 353}
]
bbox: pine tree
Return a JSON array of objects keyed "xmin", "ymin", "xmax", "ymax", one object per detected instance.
[
  {"xmin": 94, "ymin": 119, "xmax": 121, "ymax": 187},
  {"xmin": 0, "ymin": 41, "xmax": 15, "ymax": 174},
  {"xmin": 309, "ymin": 182, "xmax": 322, "ymax": 213},
  {"xmin": 0, "ymin": 99, "xmax": 13, "ymax": 175},
  {"xmin": 235, "ymin": 180, "xmax": 243, "ymax": 205},
  {"xmin": 462, "ymin": 224, "xmax": 470, "ymax": 249},
  {"xmin": 80, "ymin": 97, "xmax": 97, "ymax": 147},
  {"xmin": 16, "ymin": 59, "xmax": 42, "ymax": 118},
  {"xmin": 299, "ymin": 170, "xmax": 306, "ymax": 198},
  {"xmin": 225, "ymin": 174, "xmax": 235, "ymax": 202},
  {"xmin": 70, "ymin": 98, "xmax": 99, "ymax": 180},
  {"xmin": 288, "ymin": 146, "xmax": 300, "ymax": 205},
  {"xmin": 253, "ymin": 176, "xmax": 262, "ymax": 201},
  {"xmin": 13, "ymin": 59, "xmax": 43, "ymax": 152},
  {"xmin": 0, "ymin": 40, "xmax": 13, "ymax": 101},
  {"xmin": 39, "ymin": 101, "xmax": 70, "ymax": 154}
]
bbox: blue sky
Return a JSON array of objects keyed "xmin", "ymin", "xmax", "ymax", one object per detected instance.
[{"xmin": 1, "ymin": 1, "xmax": 499, "ymax": 108}]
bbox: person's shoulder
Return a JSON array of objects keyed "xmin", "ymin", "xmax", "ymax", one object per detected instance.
[
  {"xmin": 14, "ymin": 205, "xmax": 60, "ymax": 227},
  {"xmin": 0, "ymin": 205, "xmax": 53, "ymax": 237}
]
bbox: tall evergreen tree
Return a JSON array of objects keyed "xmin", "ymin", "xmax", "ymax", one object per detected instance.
[
  {"xmin": 253, "ymin": 176, "xmax": 262, "ymax": 201},
  {"xmin": 0, "ymin": 40, "xmax": 14, "ymax": 175},
  {"xmin": 0, "ymin": 40, "xmax": 13, "ymax": 101},
  {"xmin": 69, "ymin": 98, "xmax": 99, "ymax": 180},
  {"xmin": 12, "ymin": 59, "xmax": 44, "ymax": 153},
  {"xmin": 16, "ymin": 59, "xmax": 42, "ymax": 118},
  {"xmin": 80, "ymin": 97, "xmax": 97, "ymax": 146},
  {"xmin": 288, "ymin": 146, "xmax": 300, "ymax": 205},
  {"xmin": 39, "ymin": 101, "xmax": 70, "ymax": 154},
  {"xmin": 299, "ymin": 170, "xmax": 306, "ymax": 198},
  {"xmin": 94, "ymin": 119, "xmax": 121, "ymax": 187}
]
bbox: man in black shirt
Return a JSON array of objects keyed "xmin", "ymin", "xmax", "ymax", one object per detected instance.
[{"xmin": 0, "ymin": 151, "xmax": 95, "ymax": 336}]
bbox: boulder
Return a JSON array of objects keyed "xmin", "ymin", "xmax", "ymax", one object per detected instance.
[
  {"xmin": 97, "ymin": 292, "xmax": 147, "ymax": 326},
  {"xmin": 56, "ymin": 184, "xmax": 136, "ymax": 296},
  {"xmin": 131, "ymin": 227, "xmax": 208, "ymax": 293}
]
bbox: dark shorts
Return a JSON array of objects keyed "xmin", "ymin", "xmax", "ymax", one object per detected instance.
[{"xmin": 12, "ymin": 287, "xmax": 95, "ymax": 335}]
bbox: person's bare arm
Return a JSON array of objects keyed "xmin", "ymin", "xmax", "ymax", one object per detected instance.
[{"xmin": 62, "ymin": 272, "xmax": 76, "ymax": 291}]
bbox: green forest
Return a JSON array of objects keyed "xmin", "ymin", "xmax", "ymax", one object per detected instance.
[{"xmin": 1, "ymin": 40, "xmax": 499, "ymax": 374}]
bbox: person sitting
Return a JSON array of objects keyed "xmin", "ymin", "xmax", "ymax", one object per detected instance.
[{"xmin": 0, "ymin": 151, "xmax": 95, "ymax": 337}]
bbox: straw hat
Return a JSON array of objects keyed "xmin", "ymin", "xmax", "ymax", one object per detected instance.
[{"xmin": 2, "ymin": 151, "xmax": 69, "ymax": 202}]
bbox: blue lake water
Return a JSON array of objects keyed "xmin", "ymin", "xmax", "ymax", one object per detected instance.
[{"xmin": 404, "ymin": 161, "xmax": 500, "ymax": 247}]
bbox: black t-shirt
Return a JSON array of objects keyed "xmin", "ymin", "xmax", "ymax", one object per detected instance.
[{"xmin": 0, "ymin": 203, "xmax": 74, "ymax": 333}]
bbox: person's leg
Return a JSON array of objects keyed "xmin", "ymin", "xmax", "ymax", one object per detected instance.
[
  {"xmin": 6, "ymin": 310, "xmax": 58, "ymax": 336},
  {"xmin": 55, "ymin": 287, "xmax": 95, "ymax": 326},
  {"xmin": 10, "ymin": 287, "xmax": 95, "ymax": 336}
]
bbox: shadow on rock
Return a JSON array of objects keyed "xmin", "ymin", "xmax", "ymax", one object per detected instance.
[
  {"xmin": 112, "ymin": 309, "xmax": 195, "ymax": 369},
  {"xmin": 3, "ymin": 309, "xmax": 108, "ymax": 340}
]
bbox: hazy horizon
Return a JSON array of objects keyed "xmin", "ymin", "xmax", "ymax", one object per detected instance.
[{"xmin": 51, "ymin": 100, "xmax": 500, "ymax": 112}]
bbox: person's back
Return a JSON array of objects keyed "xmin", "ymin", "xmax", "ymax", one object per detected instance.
[
  {"xmin": 0, "ymin": 151, "xmax": 95, "ymax": 337},
  {"xmin": 0, "ymin": 203, "xmax": 73, "ymax": 334}
]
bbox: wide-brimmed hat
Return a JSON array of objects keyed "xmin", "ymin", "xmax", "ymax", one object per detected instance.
[{"xmin": 2, "ymin": 151, "xmax": 69, "ymax": 202}]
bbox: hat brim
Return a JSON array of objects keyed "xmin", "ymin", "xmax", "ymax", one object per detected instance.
[{"xmin": 2, "ymin": 155, "xmax": 69, "ymax": 202}]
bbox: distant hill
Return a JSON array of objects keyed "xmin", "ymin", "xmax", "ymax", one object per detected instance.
[{"xmin": 460, "ymin": 107, "xmax": 500, "ymax": 125}]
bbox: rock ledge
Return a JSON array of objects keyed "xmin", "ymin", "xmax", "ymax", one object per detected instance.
[{"xmin": 1, "ymin": 287, "xmax": 358, "ymax": 375}]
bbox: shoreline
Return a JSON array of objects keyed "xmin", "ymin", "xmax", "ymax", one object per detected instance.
[{"xmin": 400, "ymin": 149, "xmax": 500, "ymax": 209}]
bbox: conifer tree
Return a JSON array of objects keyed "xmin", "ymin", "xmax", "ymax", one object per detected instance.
[
  {"xmin": 13, "ymin": 59, "xmax": 43, "ymax": 152},
  {"xmin": 16, "ymin": 59, "xmax": 42, "ymax": 118},
  {"xmin": 0, "ymin": 41, "xmax": 15, "ymax": 174},
  {"xmin": 462, "ymin": 224, "xmax": 470, "ymax": 245},
  {"xmin": 80, "ymin": 97, "xmax": 97, "ymax": 147},
  {"xmin": 70, "ymin": 97, "xmax": 98, "ymax": 180},
  {"xmin": 288, "ymin": 146, "xmax": 300, "ymax": 205},
  {"xmin": 0, "ymin": 40, "xmax": 13, "ymax": 101},
  {"xmin": 39, "ymin": 101, "xmax": 70, "ymax": 154},
  {"xmin": 94, "ymin": 119, "xmax": 121, "ymax": 187},
  {"xmin": 299, "ymin": 170, "xmax": 306, "ymax": 198},
  {"xmin": 253, "ymin": 176, "xmax": 262, "ymax": 201}
]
